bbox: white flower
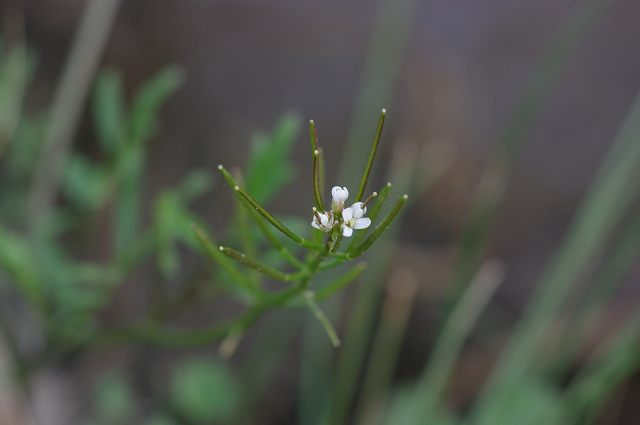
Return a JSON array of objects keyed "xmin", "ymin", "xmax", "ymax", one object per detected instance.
[
  {"xmin": 331, "ymin": 186, "xmax": 349, "ymax": 211},
  {"xmin": 311, "ymin": 209, "xmax": 335, "ymax": 232},
  {"xmin": 341, "ymin": 203, "xmax": 371, "ymax": 237}
]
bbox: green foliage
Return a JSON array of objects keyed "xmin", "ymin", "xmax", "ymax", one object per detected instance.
[
  {"xmin": 1, "ymin": 3, "xmax": 639, "ymax": 422},
  {"xmin": 170, "ymin": 358, "xmax": 241, "ymax": 424},
  {"xmin": 94, "ymin": 374, "xmax": 135, "ymax": 424},
  {"xmin": 129, "ymin": 66, "xmax": 184, "ymax": 145},
  {"xmin": 0, "ymin": 225, "xmax": 42, "ymax": 307},
  {"xmin": 245, "ymin": 112, "xmax": 301, "ymax": 204},
  {"xmin": 62, "ymin": 154, "xmax": 110, "ymax": 209},
  {"xmin": 93, "ymin": 69, "xmax": 126, "ymax": 153}
]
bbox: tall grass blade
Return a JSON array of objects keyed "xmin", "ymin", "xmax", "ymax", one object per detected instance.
[{"xmin": 472, "ymin": 88, "xmax": 640, "ymax": 425}]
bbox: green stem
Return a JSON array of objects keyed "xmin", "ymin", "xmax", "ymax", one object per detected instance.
[
  {"xmin": 219, "ymin": 245, "xmax": 293, "ymax": 283},
  {"xmin": 303, "ymin": 291, "xmax": 341, "ymax": 347},
  {"xmin": 218, "ymin": 165, "xmax": 323, "ymax": 250},
  {"xmin": 316, "ymin": 262, "xmax": 367, "ymax": 301},
  {"xmin": 348, "ymin": 194, "xmax": 408, "ymax": 258},
  {"xmin": 191, "ymin": 224, "xmax": 260, "ymax": 298},
  {"xmin": 356, "ymin": 109, "xmax": 386, "ymax": 201},
  {"xmin": 309, "ymin": 120, "xmax": 325, "ymax": 211},
  {"xmin": 348, "ymin": 182, "xmax": 392, "ymax": 251}
]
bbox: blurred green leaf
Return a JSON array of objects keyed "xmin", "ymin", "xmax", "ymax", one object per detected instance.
[
  {"xmin": 176, "ymin": 169, "xmax": 213, "ymax": 203},
  {"xmin": 94, "ymin": 374, "xmax": 134, "ymax": 423},
  {"xmin": 114, "ymin": 66, "xmax": 183, "ymax": 254},
  {"xmin": 129, "ymin": 66, "xmax": 184, "ymax": 145},
  {"xmin": 494, "ymin": 378, "xmax": 561, "ymax": 425},
  {"xmin": 5, "ymin": 114, "xmax": 47, "ymax": 183},
  {"xmin": 93, "ymin": 69, "xmax": 127, "ymax": 153},
  {"xmin": 245, "ymin": 112, "xmax": 301, "ymax": 204},
  {"xmin": 154, "ymin": 171, "xmax": 213, "ymax": 278},
  {"xmin": 62, "ymin": 154, "xmax": 110, "ymax": 209},
  {"xmin": 146, "ymin": 415, "xmax": 177, "ymax": 425},
  {"xmin": 0, "ymin": 226, "xmax": 42, "ymax": 307},
  {"xmin": 0, "ymin": 43, "xmax": 35, "ymax": 154},
  {"xmin": 170, "ymin": 358, "xmax": 241, "ymax": 424}
]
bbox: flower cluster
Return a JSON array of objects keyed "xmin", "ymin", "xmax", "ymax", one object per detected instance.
[{"xmin": 311, "ymin": 186, "xmax": 374, "ymax": 237}]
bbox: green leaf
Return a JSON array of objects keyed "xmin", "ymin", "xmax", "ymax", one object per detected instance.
[
  {"xmin": 61, "ymin": 154, "xmax": 110, "ymax": 209},
  {"xmin": 0, "ymin": 44, "xmax": 35, "ymax": 151},
  {"xmin": 170, "ymin": 358, "xmax": 241, "ymax": 424},
  {"xmin": 93, "ymin": 69, "xmax": 127, "ymax": 153},
  {"xmin": 129, "ymin": 65, "xmax": 184, "ymax": 145},
  {"xmin": 0, "ymin": 226, "xmax": 42, "ymax": 308},
  {"xmin": 245, "ymin": 112, "xmax": 301, "ymax": 203},
  {"xmin": 94, "ymin": 374, "xmax": 134, "ymax": 423}
]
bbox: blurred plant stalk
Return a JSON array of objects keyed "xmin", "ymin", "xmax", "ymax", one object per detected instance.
[{"xmin": 28, "ymin": 0, "xmax": 121, "ymax": 223}]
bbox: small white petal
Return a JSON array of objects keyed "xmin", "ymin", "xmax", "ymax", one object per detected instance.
[
  {"xmin": 350, "ymin": 202, "xmax": 366, "ymax": 218},
  {"xmin": 331, "ymin": 186, "xmax": 349, "ymax": 202},
  {"xmin": 342, "ymin": 207, "xmax": 353, "ymax": 221},
  {"xmin": 342, "ymin": 225, "xmax": 353, "ymax": 237},
  {"xmin": 353, "ymin": 217, "xmax": 371, "ymax": 229}
]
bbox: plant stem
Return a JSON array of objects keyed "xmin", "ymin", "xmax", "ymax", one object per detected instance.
[
  {"xmin": 309, "ymin": 120, "xmax": 325, "ymax": 211},
  {"xmin": 28, "ymin": 0, "xmax": 121, "ymax": 223},
  {"xmin": 218, "ymin": 165, "xmax": 323, "ymax": 250},
  {"xmin": 303, "ymin": 291, "xmax": 341, "ymax": 347},
  {"xmin": 315, "ymin": 263, "xmax": 367, "ymax": 301},
  {"xmin": 219, "ymin": 246, "xmax": 293, "ymax": 283},
  {"xmin": 356, "ymin": 109, "xmax": 386, "ymax": 201}
]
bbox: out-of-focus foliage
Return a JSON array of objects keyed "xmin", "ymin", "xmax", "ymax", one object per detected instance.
[
  {"xmin": 2, "ymin": 0, "xmax": 640, "ymax": 421},
  {"xmin": 245, "ymin": 112, "xmax": 300, "ymax": 204},
  {"xmin": 170, "ymin": 358, "xmax": 241, "ymax": 423}
]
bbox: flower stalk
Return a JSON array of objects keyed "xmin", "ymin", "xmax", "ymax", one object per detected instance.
[{"xmin": 187, "ymin": 111, "xmax": 405, "ymax": 347}]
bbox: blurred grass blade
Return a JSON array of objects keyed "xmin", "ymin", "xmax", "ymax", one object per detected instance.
[
  {"xmin": 551, "ymin": 213, "xmax": 640, "ymax": 373},
  {"xmin": 408, "ymin": 261, "xmax": 505, "ymax": 424},
  {"xmin": 219, "ymin": 246, "xmax": 292, "ymax": 283},
  {"xmin": 472, "ymin": 87, "xmax": 640, "ymax": 425},
  {"xmin": 315, "ymin": 262, "xmax": 367, "ymax": 301},
  {"xmin": 355, "ymin": 269, "xmax": 418, "ymax": 425},
  {"xmin": 28, "ymin": 0, "xmax": 121, "ymax": 222},
  {"xmin": 329, "ymin": 150, "xmax": 418, "ymax": 425},
  {"xmin": 445, "ymin": 0, "xmax": 609, "ymax": 310},
  {"xmin": 554, "ymin": 314, "xmax": 640, "ymax": 425},
  {"xmin": 356, "ymin": 109, "xmax": 386, "ymax": 202}
]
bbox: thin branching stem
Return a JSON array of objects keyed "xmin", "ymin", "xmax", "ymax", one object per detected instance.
[
  {"xmin": 348, "ymin": 182, "xmax": 391, "ymax": 250},
  {"xmin": 191, "ymin": 224, "xmax": 260, "ymax": 298},
  {"xmin": 315, "ymin": 262, "xmax": 367, "ymax": 301},
  {"xmin": 218, "ymin": 165, "xmax": 323, "ymax": 250},
  {"xmin": 219, "ymin": 245, "xmax": 293, "ymax": 283},
  {"xmin": 303, "ymin": 291, "xmax": 341, "ymax": 347},
  {"xmin": 348, "ymin": 194, "xmax": 408, "ymax": 258}
]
